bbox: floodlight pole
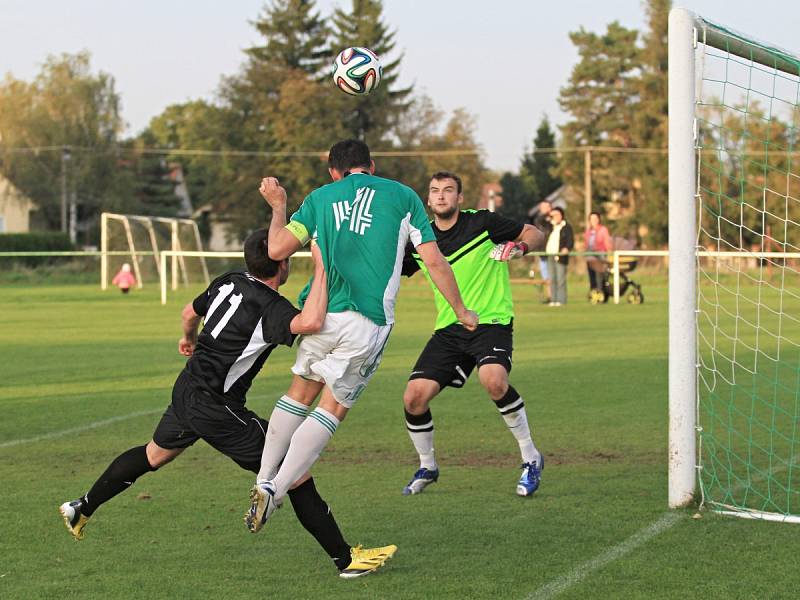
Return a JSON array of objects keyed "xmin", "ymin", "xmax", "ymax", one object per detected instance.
[{"xmin": 668, "ymin": 7, "xmax": 697, "ymax": 509}]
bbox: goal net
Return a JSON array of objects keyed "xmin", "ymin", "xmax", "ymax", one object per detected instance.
[
  {"xmin": 100, "ymin": 212, "xmax": 209, "ymax": 290},
  {"xmin": 669, "ymin": 9, "xmax": 800, "ymax": 521}
]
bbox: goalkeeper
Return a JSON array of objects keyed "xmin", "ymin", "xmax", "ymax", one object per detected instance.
[{"xmin": 400, "ymin": 171, "xmax": 546, "ymax": 497}]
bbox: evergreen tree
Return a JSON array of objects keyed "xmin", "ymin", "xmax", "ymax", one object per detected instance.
[
  {"xmin": 522, "ymin": 115, "xmax": 561, "ymax": 200},
  {"xmin": 329, "ymin": 0, "xmax": 412, "ymax": 142},
  {"xmin": 246, "ymin": 0, "xmax": 329, "ymax": 76},
  {"xmin": 558, "ymin": 22, "xmax": 642, "ymax": 213},
  {"xmin": 631, "ymin": 0, "xmax": 670, "ymax": 244}
]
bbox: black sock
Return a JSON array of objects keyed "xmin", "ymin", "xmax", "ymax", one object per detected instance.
[
  {"xmin": 81, "ymin": 445, "xmax": 156, "ymax": 517},
  {"xmin": 288, "ymin": 478, "xmax": 351, "ymax": 571}
]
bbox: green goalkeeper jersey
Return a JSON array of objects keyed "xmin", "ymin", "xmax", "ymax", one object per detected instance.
[
  {"xmin": 402, "ymin": 209, "xmax": 524, "ymax": 330},
  {"xmin": 287, "ymin": 173, "xmax": 436, "ymax": 326}
]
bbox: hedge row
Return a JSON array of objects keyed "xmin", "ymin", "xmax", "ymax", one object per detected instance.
[{"xmin": 0, "ymin": 232, "xmax": 73, "ymax": 253}]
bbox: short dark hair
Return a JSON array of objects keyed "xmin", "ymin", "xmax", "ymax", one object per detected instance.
[
  {"xmin": 328, "ymin": 139, "xmax": 371, "ymax": 172},
  {"xmin": 551, "ymin": 207, "xmax": 565, "ymax": 219},
  {"xmin": 243, "ymin": 228, "xmax": 281, "ymax": 279},
  {"xmin": 430, "ymin": 171, "xmax": 462, "ymax": 194}
]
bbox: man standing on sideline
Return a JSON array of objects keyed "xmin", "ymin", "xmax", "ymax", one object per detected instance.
[
  {"xmin": 59, "ymin": 229, "xmax": 396, "ymax": 579},
  {"xmin": 400, "ymin": 171, "xmax": 546, "ymax": 497},
  {"xmin": 545, "ymin": 207, "xmax": 574, "ymax": 306},
  {"xmin": 246, "ymin": 139, "xmax": 478, "ymax": 533},
  {"xmin": 530, "ymin": 200, "xmax": 552, "ymax": 303}
]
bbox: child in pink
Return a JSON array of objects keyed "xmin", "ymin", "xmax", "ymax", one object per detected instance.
[{"xmin": 111, "ymin": 263, "xmax": 137, "ymax": 294}]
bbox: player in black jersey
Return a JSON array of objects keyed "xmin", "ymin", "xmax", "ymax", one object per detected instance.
[
  {"xmin": 400, "ymin": 171, "xmax": 547, "ymax": 498},
  {"xmin": 59, "ymin": 229, "xmax": 396, "ymax": 578}
]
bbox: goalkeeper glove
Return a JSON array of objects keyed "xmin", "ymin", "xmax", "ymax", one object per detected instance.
[{"xmin": 489, "ymin": 241, "xmax": 529, "ymax": 261}]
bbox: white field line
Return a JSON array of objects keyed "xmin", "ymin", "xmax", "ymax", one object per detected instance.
[
  {"xmin": 527, "ymin": 452, "xmax": 800, "ymax": 599},
  {"xmin": 0, "ymin": 394, "xmax": 278, "ymax": 450},
  {"xmin": 0, "ymin": 408, "xmax": 164, "ymax": 449},
  {"xmin": 526, "ymin": 512, "xmax": 683, "ymax": 600}
]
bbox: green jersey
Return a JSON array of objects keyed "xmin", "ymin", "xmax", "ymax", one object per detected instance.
[
  {"xmin": 287, "ymin": 173, "xmax": 436, "ymax": 326},
  {"xmin": 402, "ymin": 209, "xmax": 524, "ymax": 330}
]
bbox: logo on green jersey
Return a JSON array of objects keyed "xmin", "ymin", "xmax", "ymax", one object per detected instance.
[{"xmin": 332, "ymin": 186, "xmax": 375, "ymax": 235}]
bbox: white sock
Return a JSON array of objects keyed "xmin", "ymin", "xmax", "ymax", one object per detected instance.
[
  {"xmin": 495, "ymin": 390, "xmax": 541, "ymax": 465},
  {"xmin": 405, "ymin": 409, "xmax": 437, "ymax": 470},
  {"xmin": 256, "ymin": 396, "xmax": 309, "ymax": 482},
  {"xmin": 271, "ymin": 407, "xmax": 339, "ymax": 499}
]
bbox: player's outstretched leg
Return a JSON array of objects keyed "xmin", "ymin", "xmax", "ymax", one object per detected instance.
[
  {"xmin": 58, "ymin": 444, "xmax": 163, "ymax": 540},
  {"xmin": 339, "ymin": 544, "xmax": 398, "ymax": 579}
]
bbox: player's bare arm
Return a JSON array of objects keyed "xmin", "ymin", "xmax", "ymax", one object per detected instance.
[
  {"xmin": 517, "ymin": 223, "xmax": 545, "ymax": 251},
  {"xmin": 178, "ymin": 302, "xmax": 202, "ymax": 356},
  {"xmin": 259, "ymin": 177, "xmax": 303, "ymax": 260},
  {"xmin": 290, "ymin": 243, "xmax": 328, "ymax": 335},
  {"xmin": 416, "ymin": 241, "xmax": 478, "ymax": 331}
]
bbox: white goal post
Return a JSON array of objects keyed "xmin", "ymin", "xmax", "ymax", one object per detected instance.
[
  {"xmin": 669, "ymin": 8, "xmax": 800, "ymax": 519},
  {"xmin": 100, "ymin": 212, "xmax": 209, "ymax": 290}
]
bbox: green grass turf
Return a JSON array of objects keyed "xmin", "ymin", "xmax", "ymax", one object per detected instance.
[{"xmin": 1, "ymin": 274, "xmax": 798, "ymax": 599}]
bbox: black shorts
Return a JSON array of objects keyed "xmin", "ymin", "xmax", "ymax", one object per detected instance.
[
  {"xmin": 152, "ymin": 371, "xmax": 268, "ymax": 473},
  {"xmin": 408, "ymin": 322, "xmax": 513, "ymax": 389}
]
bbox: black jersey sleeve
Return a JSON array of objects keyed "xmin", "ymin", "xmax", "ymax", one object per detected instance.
[
  {"xmin": 401, "ymin": 241, "xmax": 421, "ymax": 277},
  {"xmin": 261, "ymin": 294, "xmax": 301, "ymax": 346},
  {"xmin": 484, "ymin": 211, "xmax": 525, "ymax": 243},
  {"xmin": 192, "ymin": 289, "xmax": 210, "ymax": 316}
]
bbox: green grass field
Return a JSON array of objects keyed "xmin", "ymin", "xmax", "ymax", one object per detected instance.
[{"xmin": 1, "ymin": 273, "xmax": 798, "ymax": 599}]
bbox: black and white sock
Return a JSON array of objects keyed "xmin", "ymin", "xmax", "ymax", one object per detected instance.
[
  {"xmin": 287, "ymin": 477, "xmax": 352, "ymax": 571},
  {"xmin": 405, "ymin": 408, "xmax": 437, "ymax": 470},
  {"xmin": 494, "ymin": 386, "xmax": 541, "ymax": 465},
  {"xmin": 81, "ymin": 445, "xmax": 157, "ymax": 517}
]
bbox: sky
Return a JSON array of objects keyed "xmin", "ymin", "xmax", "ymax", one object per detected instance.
[{"xmin": 1, "ymin": 1, "xmax": 798, "ymax": 172}]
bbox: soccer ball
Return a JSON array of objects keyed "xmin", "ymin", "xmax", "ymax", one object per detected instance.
[{"xmin": 332, "ymin": 47, "xmax": 383, "ymax": 96}]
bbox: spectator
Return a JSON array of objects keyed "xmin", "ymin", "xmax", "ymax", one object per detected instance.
[
  {"xmin": 584, "ymin": 211, "xmax": 613, "ymax": 293},
  {"xmin": 531, "ymin": 200, "xmax": 553, "ymax": 303},
  {"xmin": 111, "ymin": 263, "xmax": 136, "ymax": 294},
  {"xmin": 545, "ymin": 208, "xmax": 574, "ymax": 306}
]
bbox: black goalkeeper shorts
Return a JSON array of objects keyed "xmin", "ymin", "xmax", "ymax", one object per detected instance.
[
  {"xmin": 408, "ymin": 322, "xmax": 513, "ymax": 390},
  {"xmin": 152, "ymin": 371, "xmax": 268, "ymax": 473}
]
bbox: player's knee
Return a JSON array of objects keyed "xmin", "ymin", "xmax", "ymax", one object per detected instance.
[
  {"xmin": 482, "ymin": 377, "xmax": 508, "ymax": 400},
  {"xmin": 146, "ymin": 442, "xmax": 180, "ymax": 469},
  {"xmin": 403, "ymin": 385, "xmax": 429, "ymax": 414}
]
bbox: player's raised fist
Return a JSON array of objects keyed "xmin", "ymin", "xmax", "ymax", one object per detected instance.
[{"xmin": 259, "ymin": 177, "xmax": 287, "ymax": 209}]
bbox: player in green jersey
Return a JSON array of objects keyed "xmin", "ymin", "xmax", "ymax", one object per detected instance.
[
  {"xmin": 246, "ymin": 140, "xmax": 478, "ymax": 533},
  {"xmin": 400, "ymin": 171, "xmax": 547, "ymax": 497}
]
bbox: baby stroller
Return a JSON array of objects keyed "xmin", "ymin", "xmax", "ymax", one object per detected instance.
[{"xmin": 586, "ymin": 237, "xmax": 644, "ymax": 304}]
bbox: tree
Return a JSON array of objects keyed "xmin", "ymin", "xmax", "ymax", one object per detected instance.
[
  {"xmin": 630, "ymin": 0, "xmax": 670, "ymax": 245},
  {"xmin": 329, "ymin": 0, "xmax": 412, "ymax": 142},
  {"xmin": 558, "ymin": 22, "xmax": 642, "ymax": 214},
  {"xmin": 246, "ymin": 0, "xmax": 329, "ymax": 77},
  {"xmin": 0, "ymin": 52, "xmax": 127, "ymax": 239},
  {"xmin": 523, "ymin": 115, "xmax": 561, "ymax": 200}
]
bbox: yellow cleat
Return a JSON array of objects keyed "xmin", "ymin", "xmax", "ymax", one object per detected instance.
[
  {"xmin": 339, "ymin": 544, "xmax": 398, "ymax": 579},
  {"xmin": 59, "ymin": 500, "xmax": 90, "ymax": 541}
]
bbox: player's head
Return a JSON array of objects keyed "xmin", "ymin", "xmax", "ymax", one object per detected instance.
[
  {"xmin": 328, "ymin": 139, "xmax": 375, "ymax": 181},
  {"xmin": 589, "ymin": 211, "xmax": 601, "ymax": 227},
  {"xmin": 428, "ymin": 171, "xmax": 463, "ymax": 220},
  {"xmin": 244, "ymin": 228, "xmax": 288, "ymax": 284},
  {"xmin": 550, "ymin": 207, "xmax": 565, "ymax": 224}
]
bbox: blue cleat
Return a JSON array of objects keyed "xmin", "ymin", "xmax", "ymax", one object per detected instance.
[
  {"xmin": 516, "ymin": 457, "xmax": 544, "ymax": 497},
  {"xmin": 402, "ymin": 467, "xmax": 439, "ymax": 496}
]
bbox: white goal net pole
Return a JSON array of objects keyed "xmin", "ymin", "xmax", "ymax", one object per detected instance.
[{"xmin": 668, "ymin": 7, "xmax": 698, "ymax": 508}]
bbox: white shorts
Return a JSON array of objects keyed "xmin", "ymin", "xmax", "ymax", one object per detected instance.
[{"xmin": 291, "ymin": 311, "xmax": 393, "ymax": 408}]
